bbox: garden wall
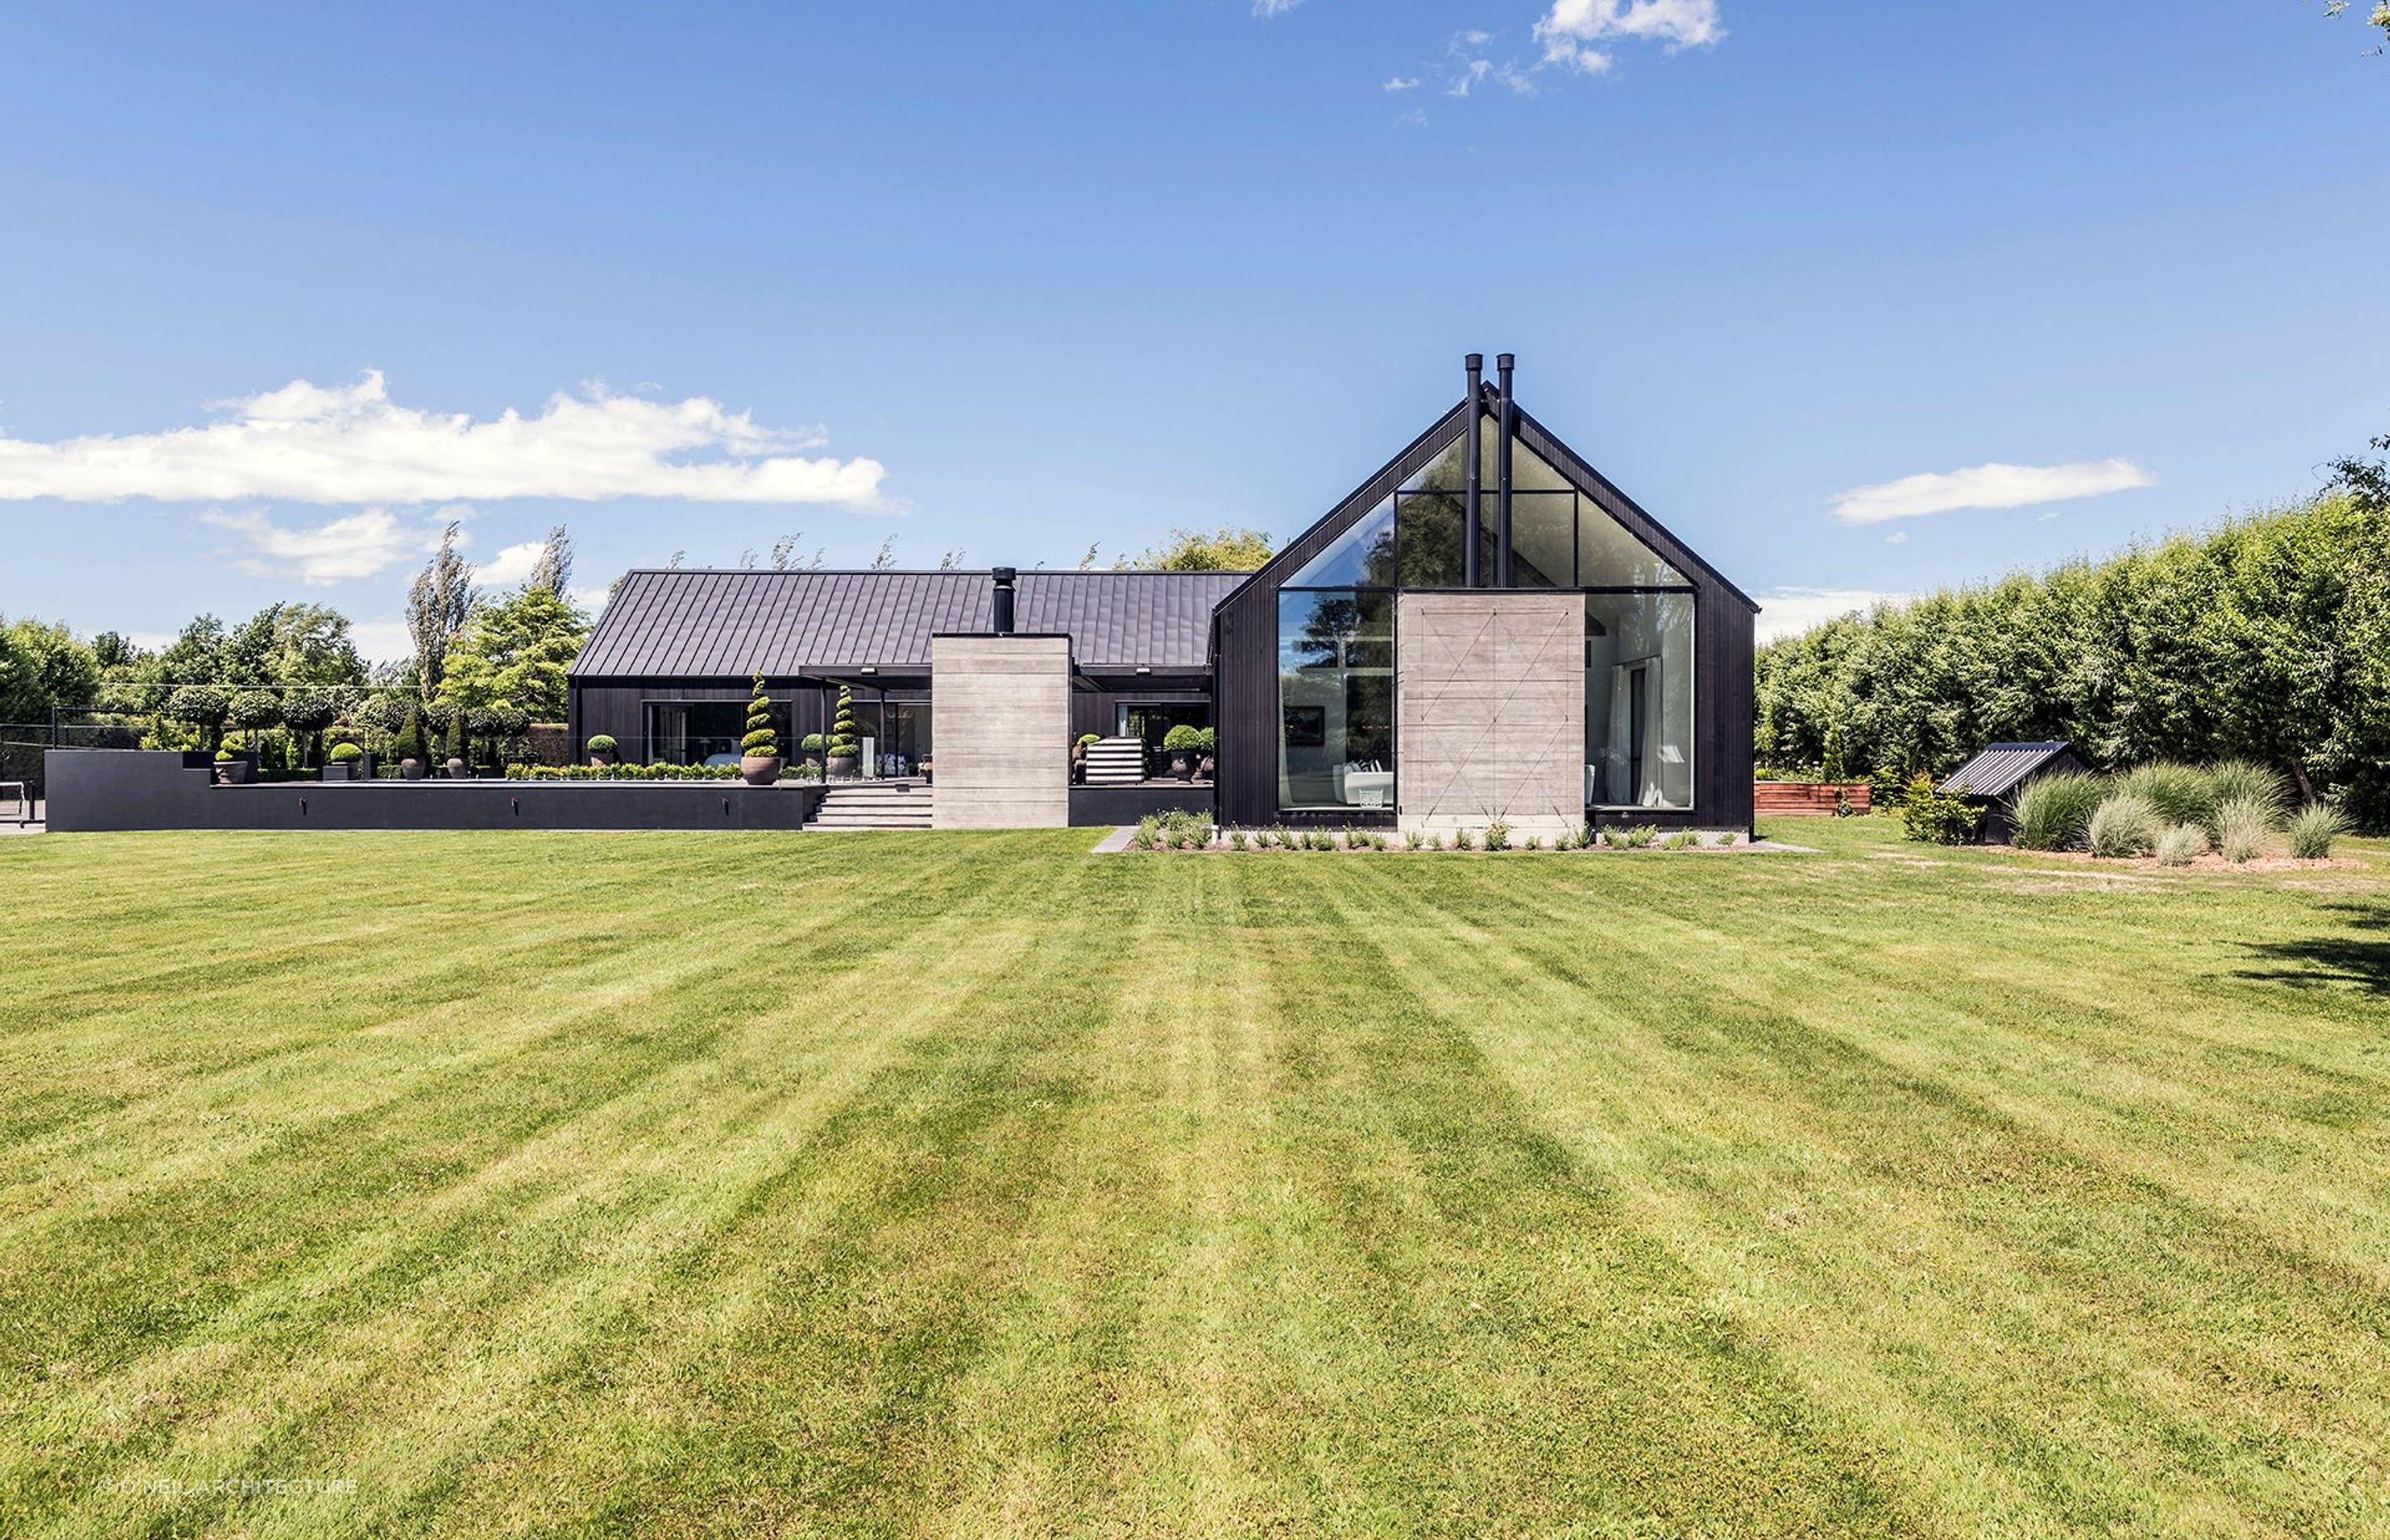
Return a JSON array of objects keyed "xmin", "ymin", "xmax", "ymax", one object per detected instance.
[{"xmin": 43, "ymin": 751, "xmax": 824, "ymax": 833}]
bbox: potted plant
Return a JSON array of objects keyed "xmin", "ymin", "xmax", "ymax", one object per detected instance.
[
  {"xmin": 445, "ymin": 754, "xmax": 470, "ymax": 780},
  {"xmin": 1074, "ymin": 733, "xmax": 1100, "ymax": 783},
  {"xmin": 324, "ymin": 742, "xmax": 364, "ymax": 782},
  {"xmin": 919, "ymin": 757, "xmax": 933, "ymax": 786},
  {"xmin": 739, "ymin": 672, "xmax": 783, "ymax": 786},
  {"xmin": 826, "ymin": 686, "xmax": 861, "ymax": 778},
  {"xmin": 1163, "ymin": 724, "xmax": 1202, "ymax": 782},
  {"xmin": 1194, "ymin": 725, "xmax": 1217, "ymax": 782},
  {"xmin": 587, "ymin": 733, "xmax": 618, "ymax": 767},
  {"xmin": 800, "ymin": 733, "xmax": 826, "ymax": 770},
  {"xmin": 212, "ymin": 747, "xmax": 254, "ymax": 785}
]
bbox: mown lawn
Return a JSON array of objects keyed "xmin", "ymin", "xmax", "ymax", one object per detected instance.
[{"xmin": 1, "ymin": 818, "xmax": 2386, "ymax": 1538}]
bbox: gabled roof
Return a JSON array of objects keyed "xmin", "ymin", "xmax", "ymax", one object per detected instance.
[
  {"xmin": 569, "ymin": 568, "xmax": 1246, "ymax": 679},
  {"xmin": 1219, "ymin": 382, "xmax": 1759, "ymax": 616},
  {"xmin": 1939, "ymin": 742, "xmax": 2082, "ymax": 798}
]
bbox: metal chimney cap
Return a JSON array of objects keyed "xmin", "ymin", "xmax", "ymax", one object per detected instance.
[
  {"xmin": 991, "ymin": 565, "xmax": 1017, "ymax": 583},
  {"xmin": 1465, "ymin": 353, "xmax": 1483, "ymax": 369},
  {"xmin": 1495, "ymin": 353, "xmax": 1514, "ymax": 370}
]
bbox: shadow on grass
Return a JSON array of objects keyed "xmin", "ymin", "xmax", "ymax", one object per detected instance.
[{"xmin": 2236, "ymin": 904, "xmax": 2390, "ymax": 997}]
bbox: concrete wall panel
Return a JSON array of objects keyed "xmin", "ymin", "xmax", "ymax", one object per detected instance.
[
  {"xmin": 931, "ymin": 636, "xmax": 1071, "ymax": 829},
  {"xmin": 1396, "ymin": 592, "xmax": 1584, "ymax": 834}
]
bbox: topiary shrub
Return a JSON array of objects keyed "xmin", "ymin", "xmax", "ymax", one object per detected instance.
[
  {"xmin": 2286, "ymin": 803, "xmax": 2349, "ymax": 860},
  {"xmin": 742, "ymin": 672, "xmax": 779, "ymax": 759},
  {"xmin": 1900, "ymin": 774, "xmax": 1981, "ymax": 846},
  {"xmin": 802, "ymin": 733, "xmax": 826, "ymax": 753},
  {"xmin": 2117, "ymin": 761, "xmax": 2217, "ymax": 831},
  {"xmin": 1162, "ymin": 724, "xmax": 1202, "ymax": 753},
  {"xmin": 2087, "ymin": 792, "xmax": 2162, "ymax": 858},
  {"xmin": 2011, "ymin": 772, "xmax": 2105, "ymax": 850},
  {"xmin": 1077, "ymin": 733, "xmax": 1102, "ymax": 749},
  {"xmin": 587, "ymin": 733, "xmax": 617, "ymax": 758},
  {"xmin": 2154, "ymin": 824, "xmax": 2207, "ymax": 867},
  {"xmin": 327, "ymin": 742, "xmax": 363, "ymax": 763},
  {"xmin": 827, "ymin": 687, "xmax": 861, "ymax": 765},
  {"xmin": 214, "ymin": 746, "xmax": 235, "ymax": 763}
]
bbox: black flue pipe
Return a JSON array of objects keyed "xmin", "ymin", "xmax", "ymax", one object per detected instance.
[
  {"xmin": 1463, "ymin": 353, "xmax": 1483, "ymax": 588},
  {"xmin": 991, "ymin": 566, "xmax": 1017, "ymax": 634},
  {"xmin": 1495, "ymin": 353, "xmax": 1515, "ymax": 588}
]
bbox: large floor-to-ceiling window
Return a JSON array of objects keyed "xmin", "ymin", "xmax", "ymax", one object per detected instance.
[{"xmin": 1271, "ymin": 416, "xmax": 1697, "ymax": 816}]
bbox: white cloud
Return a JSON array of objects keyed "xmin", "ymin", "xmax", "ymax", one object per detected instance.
[
  {"xmin": 1884, "ymin": 529, "xmax": 1908, "ymax": 544},
  {"xmin": 1253, "ymin": 0, "xmax": 1300, "ymax": 14},
  {"xmin": 1829, "ymin": 458, "xmax": 2154, "ymax": 525},
  {"xmin": 476, "ymin": 539, "xmax": 549, "ymax": 589},
  {"xmin": 198, "ymin": 506, "xmax": 454, "ymax": 586},
  {"xmin": 349, "ymin": 618, "xmax": 415, "ymax": 666},
  {"xmin": 1755, "ymin": 587, "xmax": 1907, "ymax": 644},
  {"xmin": 568, "ymin": 583, "xmax": 613, "ymax": 616},
  {"xmin": 0, "ymin": 372, "xmax": 885, "ymax": 506},
  {"xmin": 1383, "ymin": 76, "xmax": 1422, "ymax": 91},
  {"xmin": 1534, "ymin": 0, "xmax": 1724, "ymax": 72}
]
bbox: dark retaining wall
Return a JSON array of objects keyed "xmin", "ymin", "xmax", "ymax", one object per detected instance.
[
  {"xmin": 1068, "ymin": 784, "xmax": 1214, "ymax": 827},
  {"xmin": 44, "ymin": 751, "xmax": 823, "ymax": 833}
]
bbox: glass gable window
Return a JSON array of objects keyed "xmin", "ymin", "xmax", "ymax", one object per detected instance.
[
  {"xmin": 1284, "ymin": 496, "xmax": 1397, "ymax": 588},
  {"xmin": 1277, "ymin": 589, "xmax": 1395, "ymax": 810},
  {"xmin": 1271, "ymin": 407, "xmax": 1699, "ymax": 815},
  {"xmin": 1583, "ymin": 592, "xmax": 1694, "ymax": 810}
]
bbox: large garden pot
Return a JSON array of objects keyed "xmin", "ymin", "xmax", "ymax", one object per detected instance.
[
  {"xmin": 589, "ymin": 753, "xmax": 616, "ymax": 768},
  {"xmin": 445, "ymin": 757, "xmax": 469, "ymax": 780},
  {"xmin": 1197, "ymin": 754, "xmax": 1215, "ymax": 783},
  {"xmin": 827, "ymin": 753, "xmax": 859, "ymax": 778},
  {"xmin": 401, "ymin": 758, "xmax": 425, "ymax": 782},
  {"xmin": 740, "ymin": 754, "xmax": 782, "ymax": 787},
  {"xmin": 321, "ymin": 761, "xmax": 357, "ymax": 782},
  {"xmin": 1170, "ymin": 753, "xmax": 1193, "ymax": 782}
]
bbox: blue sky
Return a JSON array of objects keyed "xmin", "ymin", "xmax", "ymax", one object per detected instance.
[{"xmin": 2, "ymin": 1, "xmax": 2384, "ymax": 658}]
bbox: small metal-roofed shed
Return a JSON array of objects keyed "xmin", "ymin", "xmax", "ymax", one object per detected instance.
[{"xmin": 1939, "ymin": 741, "xmax": 2093, "ymax": 843}]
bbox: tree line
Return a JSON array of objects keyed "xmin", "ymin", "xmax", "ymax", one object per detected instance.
[
  {"xmin": 1755, "ymin": 438, "xmax": 2390, "ymax": 825},
  {"xmin": 2, "ymin": 525, "xmax": 591, "ymax": 772}
]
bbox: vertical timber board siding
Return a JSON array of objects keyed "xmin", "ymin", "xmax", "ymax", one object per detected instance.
[
  {"xmin": 931, "ymin": 636, "xmax": 1071, "ymax": 828},
  {"xmin": 1397, "ymin": 592, "xmax": 1584, "ymax": 834}
]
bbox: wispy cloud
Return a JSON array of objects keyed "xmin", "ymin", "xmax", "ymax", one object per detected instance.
[
  {"xmin": 1830, "ymin": 459, "xmax": 2155, "ymax": 525},
  {"xmin": 1755, "ymin": 587, "xmax": 1907, "ymax": 643},
  {"xmin": 1253, "ymin": 0, "xmax": 1301, "ymax": 15},
  {"xmin": 198, "ymin": 506, "xmax": 460, "ymax": 587},
  {"xmin": 1383, "ymin": 76, "xmax": 1422, "ymax": 91},
  {"xmin": 0, "ymin": 373, "xmax": 885, "ymax": 506},
  {"xmin": 1534, "ymin": 0, "xmax": 1724, "ymax": 74}
]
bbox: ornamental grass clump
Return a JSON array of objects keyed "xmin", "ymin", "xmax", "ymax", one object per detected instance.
[
  {"xmin": 2287, "ymin": 803, "xmax": 2349, "ymax": 860},
  {"xmin": 2154, "ymin": 825, "xmax": 2207, "ymax": 867},
  {"xmin": 2087, "ymin": 792, "xmax": 2162, "ymax": 858},
  {"xmin": 2215, "ymin": 795, "xmax": 2277, "ymax": 864},
  {"xmin": 1484, "ymin": 819, "xmax": 1511, "ymax": 852},
  {"xmin": 2205, "ymin": 760, "xmax": 2286, "ymax": 826},
  {"xmin": 2011, "ymin": 772, "xmax": 2106, "ymax": 850},
  {"xmin": 2118, "ymin": 761, "xmax": 2217, "ymax": 831}
]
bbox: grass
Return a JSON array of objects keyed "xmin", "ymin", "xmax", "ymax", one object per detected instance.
[{"xmin": 2, "ymin": 817, "xmax": 2388, "ymax": 1537}]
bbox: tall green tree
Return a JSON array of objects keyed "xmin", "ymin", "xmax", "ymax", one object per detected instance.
[
  {"xmin": 438, "ymin": 587, "xmax": 589, "ymax": 724},
  {"xmin": 0, "ymin": 617, "xmax": 101, "ymax": 724},
  {"xmin": 406, "ymin": 521, "xmax": 478, "ymax": 700},
  {"xmin": 1134, "ymin": 526, "xmax": 1276, "ymax": 572}
]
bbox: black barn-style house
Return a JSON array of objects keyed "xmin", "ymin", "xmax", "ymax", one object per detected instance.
[{"xmin": 566, "ymin": 356, "xmax": 1758, "ymax": 832}]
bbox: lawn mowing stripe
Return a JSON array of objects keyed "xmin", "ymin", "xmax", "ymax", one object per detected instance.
[
  {"xmin": 0, "ymin": 836, "xmax": 1066, "ymax": 1530},
  {"xmin": 1200, "ymin": 856, "xmax": 1918, "ymax": 1536},
  {"xmin": 1367, "ymin": 855, "xmax": 2390, "ymax": 1540}
]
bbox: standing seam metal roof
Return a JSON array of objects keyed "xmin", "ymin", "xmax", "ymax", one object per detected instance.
[
  {"xmin": 1938, "ymin": 742, "xmax": 2080, "ymax": 798},
  {"xmin": 569, "ymin": 569, "xmax": 1249, "ymax": 678}
]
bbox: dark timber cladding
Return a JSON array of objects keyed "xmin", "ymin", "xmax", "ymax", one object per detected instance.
[
  {"xmin": 1210, "ymin": 360, "xmax": 1759, "ymax": 830},
  {"xmin": 568, "ymin": 569, "xmax": 1241, "ymax": 763}
]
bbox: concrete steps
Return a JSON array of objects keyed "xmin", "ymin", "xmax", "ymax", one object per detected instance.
[
  {"xmin": 1083, "ymin": 737, "xmax": 1149, "ymax": 787},
  {"xmin": 807, "ymin": 780, "xmax": 934, "ymax": 829}
]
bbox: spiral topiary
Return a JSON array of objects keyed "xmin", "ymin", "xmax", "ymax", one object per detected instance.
[
  {"xmin": 742, "ymin": 672, "xmax": 779, "ymax": 759},
  {"xmin": 827, "ymin": 685, "xmax": 861, "ymax": 762}
]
